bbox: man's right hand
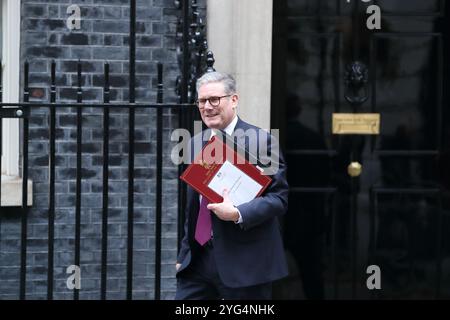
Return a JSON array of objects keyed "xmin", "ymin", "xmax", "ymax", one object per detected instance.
[{"xmin": 176, "ymin": 263, "xmax": 181, "ymax": 271}]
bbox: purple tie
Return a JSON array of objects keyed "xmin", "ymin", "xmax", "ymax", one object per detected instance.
[{"xmin": 195, "ymin": 196, "xmax": 212, "ymax": 246}]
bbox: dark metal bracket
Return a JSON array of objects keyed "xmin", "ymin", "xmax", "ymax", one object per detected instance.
[{"xmin": 0, "ymin": 107, "xmax": 29, "ymax": 118}]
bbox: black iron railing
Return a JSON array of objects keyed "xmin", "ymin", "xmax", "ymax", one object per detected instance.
[{"xmin": 0, "ymin": 60, "xmax": 199, "ymax": 300}]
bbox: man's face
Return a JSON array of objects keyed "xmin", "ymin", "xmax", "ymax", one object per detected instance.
[{"xmin": 197, "ymin": 82, "xmax": 238, "ymax": 129}]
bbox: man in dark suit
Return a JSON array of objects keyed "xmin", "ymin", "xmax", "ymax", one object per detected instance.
[{"xmin": 175, "ymin": 72, "xmax": 289, "ymax": 300}]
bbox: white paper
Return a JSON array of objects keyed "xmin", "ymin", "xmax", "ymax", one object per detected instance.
[{"xmin": 207, "ymin": 160, "xmax": 263, "ymax": 206}]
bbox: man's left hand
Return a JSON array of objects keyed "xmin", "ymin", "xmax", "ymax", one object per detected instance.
[{"xmin": 207, "ymin": 189, "xmax": 240, "ymax": 222}]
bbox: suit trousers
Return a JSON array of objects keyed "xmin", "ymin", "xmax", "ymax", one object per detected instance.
[{"xmin": 175, "ymin": 242, "xmax": 272, "ymax": 300}]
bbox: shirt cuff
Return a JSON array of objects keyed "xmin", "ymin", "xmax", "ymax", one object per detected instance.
[{"xmin": 234, "ymin": 208, "xmax": 243, "ymax": 224}]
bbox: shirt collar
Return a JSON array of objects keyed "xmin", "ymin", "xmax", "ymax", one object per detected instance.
[{"xmin": 210, "ymin": 115, "xmax": 238, "ymax": 138}]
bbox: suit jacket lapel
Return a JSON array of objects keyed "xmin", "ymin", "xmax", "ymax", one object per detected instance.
[
  {"xmin": 233, "ymin": 117, "xmax": 254, "ymax": 159},
  {"xmin": 232, "ymin": 117, "xmax": 246, "ymax": 148}
]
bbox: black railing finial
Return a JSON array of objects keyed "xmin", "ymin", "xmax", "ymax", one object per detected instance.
[
  {"xmin": 205, "ymin": 51, "xmax": 215, "ymax": 73},
  {"xmin": 104, "ymin": 61, "xmax": 110, "ymax": 89},
  {"xmin": 103, "ymin": 62, "xmax": 110, "ymax": 103},
  {"xmin": 51, "ymin": 60, "xmax": 56, "ymax": 85},
  {"xmin": 24, "ymin": 61, "xmax": 30, "ymax": 102},
  {"xmin": 24, "ymin": 60, "xmax": 29, "ymax": 90},
  {"xmin": 50, "ymin": 60, "xmax": 56, "ymax": 103},
  {"xmin": 157, "ymin": 62, "xmax": 164, "ymax": 103},
  {"xmin": 77, "ymin": 60, "xmax": 82, "ymax": 103}
]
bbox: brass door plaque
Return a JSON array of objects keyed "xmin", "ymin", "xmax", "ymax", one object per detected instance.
[{"xmin": 332, "ymin": 113, "xmax": 380, "ymax": 135}]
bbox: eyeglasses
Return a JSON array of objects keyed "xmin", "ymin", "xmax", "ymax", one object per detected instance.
[{"xmin": 196, "ymin": 95, "xmax": 232, "ymax": 108}]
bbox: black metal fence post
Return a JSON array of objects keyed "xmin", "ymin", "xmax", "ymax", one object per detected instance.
[
  {"xmin": 101, "ymin": 62, "xmax": 110, "ymax": 300},
  {"xmin": 126, "ymin": 0, "xmax": 137, "ymax": 300},
  {"xmin": 47, "ymin": 60, "xmax": 57, "ymax": 300},
  {"xmin": 19, "ymin": 61, "xmax": 30, "ymax": 300},
  {"xmin": 176, "ymin": 0, "xmax": 191, "ymax": 253},
  {"xmin": 155, "ymin": 63, "xmax": 163, "ymax": 300},
  {"xmin": 74, "ymin": 61, "xmax": 83, "ymax": 300}
]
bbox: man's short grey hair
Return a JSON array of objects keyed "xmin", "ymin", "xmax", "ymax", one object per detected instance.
[{"xmin": 196, "ymin": 72, "xmax": 237, "ymax": 95}]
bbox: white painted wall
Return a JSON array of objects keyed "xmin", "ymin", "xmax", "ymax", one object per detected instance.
[
  {"xmin": 207, "ymin": 0, "xmax": 273, "ymax": 130},
  {"xmin": 1, "ymin": 0, "xmax": 21, "ymax": 177}
]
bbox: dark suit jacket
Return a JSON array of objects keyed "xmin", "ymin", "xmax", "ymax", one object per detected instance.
[{"xmin": 177, "ymin": 117, "xmax": 289, "ymax": 288}]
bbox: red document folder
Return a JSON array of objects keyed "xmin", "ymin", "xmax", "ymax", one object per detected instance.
[{"xmin": 180, "ymin": 134, "xmax": 272, "ymax": 204}]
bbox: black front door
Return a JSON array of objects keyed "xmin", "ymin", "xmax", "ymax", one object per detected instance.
[{"xmin": 272, "ymin": 0, "xmax": 450, "ymax": 299}]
